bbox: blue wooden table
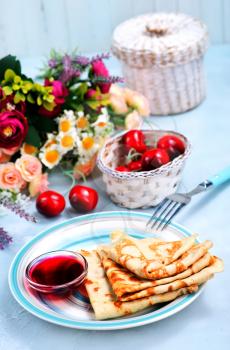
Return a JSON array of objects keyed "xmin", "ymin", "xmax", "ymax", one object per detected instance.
[{"xmin": 0, "ymin": 45, "xmax": 230, "ymax": 350}]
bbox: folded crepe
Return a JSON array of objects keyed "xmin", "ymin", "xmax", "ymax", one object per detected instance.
[
  {"xmin": 101, "ymin": 231, "xmax": 212, "ymax": 280},
  {"xmin": 98, "ymin": 249, "xmax": 223, "ymax": 301},
  {"xmin": 82, "ymin": 249, "xmax": 199, "ymax": 320},
  {"xmin": 110, "ymin": 230, "xmax": 197, "ymax": 263}
]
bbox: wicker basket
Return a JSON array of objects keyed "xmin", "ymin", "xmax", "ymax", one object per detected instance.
[
  {"xmin": 112, "ymin": 13, "xmax": 208, "ymax": 115},
  {"xmin": 97, "ymin": 130, "xmax": 191, "ymax": 209}
]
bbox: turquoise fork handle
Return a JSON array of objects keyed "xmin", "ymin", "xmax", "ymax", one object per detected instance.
[{"xmin": 208, "ymin": 165, "xmax": 230, "ymax": 187}]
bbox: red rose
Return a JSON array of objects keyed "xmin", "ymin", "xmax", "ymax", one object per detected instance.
[
  {"xmin": 38, "ymin": 104, "xmax": 62, "ymax": 118},
  {"xmin": 91, "ymin": 60, "xmax": 111, "ymax": 93},
  {"xmin": 0, "ymin": 87, "xmax": 3, "ymax": 99},
  {"xmin": 0, "ymin": 110, "xmax": 28, "ymax": 149},
  {"xmin": 0, "ymin": 94, "xmax": 26, "ymax": 114}
]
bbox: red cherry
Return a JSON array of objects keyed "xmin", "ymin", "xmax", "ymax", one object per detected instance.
[
  {"xmin": 127, "ymin": 160, "xmax": 142, "ymax": 171},
  {"xmin": 157, "ymin": 135, "xmax": 185, "ymax": 154},
  {"xmin": 69, "ymin": 185, "xmax": 98, "ymax": 213},
  {"xmin": 167, "ymin": 146, "xmax": 182, "ymax": 161},
  {"xmin": 36, "ymin": 190, "xmax": 65, "ymax": 217},
  {"xmin": 122, "ymin": 130, "xmax": 146, "ymax": 153},
  {"xmin": 115, "ymin": 166, "xmax": 130, "ymax": 172},
  {"xmin": 142, "ymin": 148, "xmax": 170, "ymax": 171}
]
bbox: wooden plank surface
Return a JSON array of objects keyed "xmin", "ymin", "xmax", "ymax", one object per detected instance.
[{"xmin": 0, "ymin": 0, "xmax": 228, "ymax": 56}]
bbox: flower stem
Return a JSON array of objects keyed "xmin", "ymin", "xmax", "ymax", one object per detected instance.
[
  {"xmin": 0, "ymin": 227, "xmax": 13, "ymax": 250},
  {"xmin": 59, "ymin": 166, "xmax": 76, "ymax": 197},
  {"xmin": 0, "ymin": 197, "xmax": 37, "ymax": 223}
]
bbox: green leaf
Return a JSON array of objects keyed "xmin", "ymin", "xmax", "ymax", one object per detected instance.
[
  {"xmin": 33, "ymin": 83, "xmax": 42, "ymax": 92},
  {"xmin": 99, "ymin": 98, "xmax": 110, "ymax": 106},
  {"xmin": 50, "ymin": 48, "xmax": 58, "ymax": 59},
  {"xmin": 43, "ymin": 100, "xmax": 55, "ymax": 111},
  {"xmin": 21, "ymin": 81, "xmax": 33, "ymax": 94},
  {"xmin": 13, "ymin": 75, "xmax": 21, "ymax": 84},
  {"xmin": 12, "ymin": 83, "xmax": 20, "ymax": 91},
  {"xmin": 37, "ymin": 96, "xmax": 42, "ymax": 105},
  {"xmin": 4, "ymin": 68, "xmax": 16, "ymax": 82},
  {"xmin": 2, "ymin": 86, "xmax": 13, "ymax": 96},
  {"xmin": 0, "ymin": 55, "xmax": 21, "ymax": 81},
  {"xmin": 27, "ymin": 93, "xmax": 35, "ymax": 104},
  {"xmin": 86, "ymin": 100, "xmax": 101, "ymax": 110},
  {"xmin": 24, "ymin": 125, "xmax": 41, "ymax": 147},
  {"xmin": 14, "ymin": 91, "xmax": 25, "ymax": 103},
  {"xmin": 36, "ymin": 117, "xmax": 57, "ymax": 133},
  {"xmin": 45, "ymin": 94, "xmax": 54, "ymax": 103},
  {"xmin": 112, "ymin": 116, "xmax": 125, "ymax": 127},
  {"xmin": 75, "ymin": 82, "xmax": 88, "ymax": 100},
  {"xmin": 21, "ymin": 74, "xmax": 33, "ymax": 82}
]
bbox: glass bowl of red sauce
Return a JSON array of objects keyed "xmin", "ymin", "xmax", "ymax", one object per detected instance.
[{"xmin": 25, "ymin": 250, "xmax": 88, "ymax": 294}]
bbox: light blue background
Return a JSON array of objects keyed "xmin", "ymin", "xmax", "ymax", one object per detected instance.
[
  {"xmin": 0, "ymin": 0, "xmax": 230, "ymax": 348},
  {"xmin": 0, "ymin": 0, "xmax": 230, "ymax": 56},
  {"xmin": 0, "ymin": 45, "xmax": 230, "ymax": 349}
]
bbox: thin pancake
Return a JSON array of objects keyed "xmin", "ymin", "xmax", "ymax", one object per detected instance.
[
  {"xmin": 98, "ymin": 250, "xmax": 213, "ymax": 299},
  {"xmin": 102, "ymin": 232, "xmax": 212, "ymax": 279},
  {"xmin": 109, "ymin": 230, "xmax": 197, "ymax": 265},
  {"xmin": 82, "ymin": 249, "xmax": 198, "ymax": 320},
  {"xmin": 120, "ymin": 256, "xmax": 223, "ymax": 301},
  {"xmin": 112, "ymin": 256, "xmax": 223, "ymax": 301}
]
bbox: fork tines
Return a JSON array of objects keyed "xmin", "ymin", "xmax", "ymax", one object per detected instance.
[{"xmin": 146, "ymin": 199, "xmax": 185, "ymax": 231}]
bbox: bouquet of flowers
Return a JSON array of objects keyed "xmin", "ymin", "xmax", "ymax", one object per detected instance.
[{"xmin": 0, "ymin": 51, "xmax": 150, "ymax": 245}]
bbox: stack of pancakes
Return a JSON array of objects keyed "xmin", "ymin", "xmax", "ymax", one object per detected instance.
[{"xmin": 82, "ymin": 231, "xmax": 223, "ymax": 320}]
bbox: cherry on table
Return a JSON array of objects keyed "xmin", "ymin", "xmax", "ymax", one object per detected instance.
[
  {"xmin": 36, "ymin": 190, "xmax": 66, "ymax": 217},
  {"xmin": 69, "ymin": 185, "xmax": 98, "ymax": 213}
]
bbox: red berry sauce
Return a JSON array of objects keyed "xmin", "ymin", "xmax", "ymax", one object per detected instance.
[{"xmin": 28, "ymin": 255, "xmax": 84, "ymax": 286}]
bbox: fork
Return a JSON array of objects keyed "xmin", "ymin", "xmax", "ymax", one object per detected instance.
[{"xmin": 146, "ymin": 165, "xmax": 230, "ymax": 231}]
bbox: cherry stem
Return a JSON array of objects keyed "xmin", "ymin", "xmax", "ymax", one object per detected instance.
[
  {"xmin": 59, "ymin": 166, "xmax": 76, "ymax": 197},
  {"xmin": 126, "ymin": 148, "xmax": 142, "ymax": 162},
  {"xmin": 144, "ymin": 118, "xmax": 160, "ymax": 131},
  {"xmin": 73, "ymin": 169, "xmax": 87, "ymax": 183}
]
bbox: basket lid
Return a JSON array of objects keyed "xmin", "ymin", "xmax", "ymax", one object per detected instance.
[{"xmin": 112, "ymin": 13, "xmax": 208, "ymax": 67}]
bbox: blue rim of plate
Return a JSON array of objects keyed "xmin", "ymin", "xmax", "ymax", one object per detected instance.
[{"xmin": 8, "ymin": 211, "xmax": 203, "ymax": 330}]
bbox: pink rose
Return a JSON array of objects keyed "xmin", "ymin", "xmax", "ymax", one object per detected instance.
[
  {"xmin": 0, "ymin": 163, "xmax": 26, "ymax": 191},
  {"xmin": 73, "ymin": 154, "xmax": 97, "ymax": 180},
  {"xmin": 0, "ymin": 146, "xmax": 20, "ymax": 164},
  {"xmin": 1, "ymin": 145, "xmax": 20, "ymax": 156},
  {"xmin": 124, "ymin": 89, "xmax": 150, "ymax": 117},
  {"xmin": 109, "ymin": 94, "xmax": 128, "ymax": 114},
  {"xmin": 109, "ymin": 84, "xmax": 124, "ymax": 97},
  {"xmin": 123, "ymin": 88, "xmax": 134, "ymax": 105},
  {"xmin": 29, "ymin": 173, "xmax": 49, "ymax": 197},
  {"xmin": 0, "ymin": 150, "xmax": 10, "ymax": 163},
  {"xmin": 91, "ymin": 60, "xmax": 111, "ymax": 93},
  {"xmin": 0, "ymin": 110, "xmax": 28, "ymax": 149},
  {"xmin": 125, "ymin": 110, "xmax": 143, "ymax": 130},
  {"xmin": 15, "ymin": 155, "xmax": 42, "ymax": 182}
]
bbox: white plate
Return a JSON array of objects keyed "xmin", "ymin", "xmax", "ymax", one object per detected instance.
[{"xmin": 9, "ymin": 211, "xmax": 203, "ymax": 330}]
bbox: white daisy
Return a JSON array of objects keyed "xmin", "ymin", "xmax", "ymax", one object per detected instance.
[
  {"xmin": 76, "ymin": 136, "xmax": 100, "ymax": 160},
  {"xmin": 57, "ymin": 110, "xmax": 76, "ymax": 133},
  {"xmin": 56, "ymin": 130, "xmax": 78, "ymax": 154},
  {"xmin": 39, "ymin": 144, "xmax": 62, "ymax": 169}
]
